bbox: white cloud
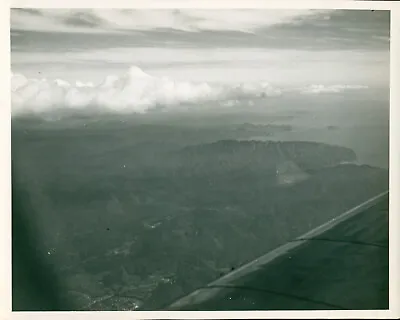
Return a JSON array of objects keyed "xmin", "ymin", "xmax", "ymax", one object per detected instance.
[
  {"xmin": 301, "ymin": 84, "xmax": 369, "ymax": 94},
  {"xmin": 11, "ymin": 66, "xmax": 282, "ymax": 115},
  {"xmin": 11, "ymin": 65, "xmax": 370, "ymax": 117}
]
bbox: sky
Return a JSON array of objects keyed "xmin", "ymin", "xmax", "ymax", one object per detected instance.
[
  {"xmin": 9, "ymin": 9, "xmax": 390, "ymax": 114},
  {"xmin": 11, "ymin": 9, "xmax": 389, "ymax": 85}
]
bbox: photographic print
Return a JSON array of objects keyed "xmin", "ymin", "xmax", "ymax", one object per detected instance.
[{"xmin": 10, "ymin": 7, "xmax": 390, "ymax": 312}]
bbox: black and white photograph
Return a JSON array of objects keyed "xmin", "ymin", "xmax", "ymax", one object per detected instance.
[{"xmin": 9, "ymin": 4, "xmax": 393, "ymax": 314}]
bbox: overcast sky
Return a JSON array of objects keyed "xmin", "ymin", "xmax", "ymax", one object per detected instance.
[{"xmin": 10, "ymin": 9, "xmax": 390, "ymax": 87}]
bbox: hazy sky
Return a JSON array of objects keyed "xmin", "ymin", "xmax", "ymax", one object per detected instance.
[{"xmin": 11, "ymin": 9, "xmax": 390, "ymax": 87}]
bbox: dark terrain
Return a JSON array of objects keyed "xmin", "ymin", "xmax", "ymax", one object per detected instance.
[{"xmin": 12, "ymin": 117, "xmax": 389, "ymax": 310}]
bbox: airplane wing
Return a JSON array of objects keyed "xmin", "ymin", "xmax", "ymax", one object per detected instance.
[{"xmin": 165, "ymin": 191, "xmax": 389, "ymax": 311}]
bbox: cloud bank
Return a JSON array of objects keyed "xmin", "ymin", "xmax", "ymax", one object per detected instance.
[
  {"xmin": 301, "ymin": 84, "xmax": 368, "ymax": 94},
  {"xmin": 11, "ymin": 66, "xmax": 370, "ymax": 117}
]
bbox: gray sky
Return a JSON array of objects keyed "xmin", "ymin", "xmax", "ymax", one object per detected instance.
[
  {"xmin": 10, "ymin": 9, "xmax": 390, "ymax": 114},
  {"xmin": 11, "ymin": 9, "xmax": 389, "ymax": 86}
]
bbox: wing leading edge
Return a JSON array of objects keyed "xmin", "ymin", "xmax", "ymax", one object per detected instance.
[{"xmin": 165, "ymin": 191, "xmax": 389, "ymax": 310}]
